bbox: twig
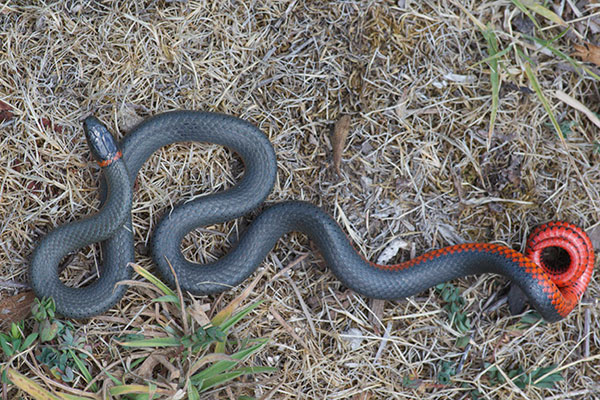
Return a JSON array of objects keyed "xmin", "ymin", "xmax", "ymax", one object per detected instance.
[
  {"xmin": 284, "ymin": 275, "xmax": 317, "ymax": 337},
  {"xmin": 0, "ymin": 280, "xmax": 30, "ymax": 289},
  {"xmin": 373, "ymin": 321, "xmax": 393, "ymax": 365},
  {"xmin": 584, "ymin": 306, "xmax": 590, "ymax": 358},
  {"xmin": 269, "ymin": 306, "xmax": 308, "ymax": 350},
  {"xmin": 457, "ymin": 291, "xmax": 500, "ymax": 374},
  {"xmin": 271, "ymin": 254, "xmax": 309, "ymax": 281}
]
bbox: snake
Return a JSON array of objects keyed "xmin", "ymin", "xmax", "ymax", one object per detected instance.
[{"xmin": 29, "ymin": 111, "xmax": 595, "ymax": 321}]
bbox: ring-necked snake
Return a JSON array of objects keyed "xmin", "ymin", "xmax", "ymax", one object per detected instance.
[{"xmin": 29, "ymin": 111, "xmax": 595, "ymax": 321}]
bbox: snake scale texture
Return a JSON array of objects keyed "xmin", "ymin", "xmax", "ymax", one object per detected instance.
[{"xmin": 29, "ymin": 111, "xmax": 595, "ymax": 321}]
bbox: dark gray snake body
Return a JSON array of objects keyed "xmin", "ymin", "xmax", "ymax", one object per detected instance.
[{"xmin": 29, "ymin": 111, "xmax": 595, "ymax": 321}]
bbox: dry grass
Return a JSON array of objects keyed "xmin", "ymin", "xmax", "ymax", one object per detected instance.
[{"xmin": 1, "ymin": 1, "xmax": 600, "ymax": 399}]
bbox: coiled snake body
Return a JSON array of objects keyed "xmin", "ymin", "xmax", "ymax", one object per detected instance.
[{"xmin": 30, "ymin": 111, "xmax": 595, "ymax": 321}]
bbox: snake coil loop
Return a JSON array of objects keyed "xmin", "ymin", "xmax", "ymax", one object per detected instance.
[{"xmin": 524, "ymin": 222, "xmax": 595, "ymax": 318}]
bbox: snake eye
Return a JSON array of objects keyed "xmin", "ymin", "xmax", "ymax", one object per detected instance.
[{"xmin": 83, "ymin": 116, "xmax": 120, "ymax": 164}]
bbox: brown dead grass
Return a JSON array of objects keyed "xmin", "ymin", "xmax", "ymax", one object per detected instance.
[{"xmin": 1, "ymin": 1, "xmax": 600, "ymax": 399}]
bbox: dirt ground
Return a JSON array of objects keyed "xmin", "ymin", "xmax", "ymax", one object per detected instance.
[{"xmin": 1, "ymin": 1, "xmax": 599, "ymax": 399}]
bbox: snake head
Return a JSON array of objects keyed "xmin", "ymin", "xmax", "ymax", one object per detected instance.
[{"xmin": 83, "ymin": 116, "xmax": 121, "ymax": 166}]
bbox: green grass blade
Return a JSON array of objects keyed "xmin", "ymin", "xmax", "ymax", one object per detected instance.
[
  {"xmin": 522, "ymin": 1, "xmax": 567, "ymax": 26},
  {"xmin": 525, "ymin": 33, "xmax": 580, "ymax": 69},
  {"xmin": 218, "ymin": 300, "xmax": 263, "ymax": 332},
  {"xmin": 198, "ymin": 366, "xmax": 277, "ymax": 392},
  {"xmin": 60, "ymin": 395, "xmax": 98, "ymax": 400},
  {"xmin": 101, "ymin": 369, "xmax": 123, "ymax": 385},
  {"xmin": 482, "ymin": 25, "xmax": 500, "ymax": 143},
  {"xmin": 579, "ymin": 65, "xmax": 600, "ymax": 81},
  {"xmin": 191, "ymin": 339, "xmax": 269, "ymax": 384},
  {"xmin": 118, "ymin": 337, "xmax": 181, "ymax": 348},
  {"xmin": 151, "ymin": 294, "xmax": 180, "ymax": 304},
  {"xmin": 109, "ymin": 384, "xmax": 160, "ymax": 398},
  {"xmin": 524, "ymin": 33, "xmax": 600, "ymax": 80},
  {"xmin": 516, "ymin": 47, "xmax": 535, "ymax": 64},
  {"xmin": 469, "ymin": 43, "xmax": 513, "ymax": 69},
  {"xmin": 510, "ymin": 0, "xmax": 540, "ymax": 29},
  {"xmin": 6, "ymin": 368, "xmax": 62, "ymax": 400},
  {"xmin": 130, "ymin": 263, "xmax": 176, "ymax": 297},
  {"xmin": 545, "ymin": 28, "xmax": 569, "ymax": 44},
  {"xmin": 523, "ymin": 62, "xmax": 565, "ymax": 142},
  {"xmin": 67, "ymin": 349, "xmax": 97, "ymax": 392},
  {"xmin": 188, "ymin": 381, "xmax": 201, "ymax": 400}
]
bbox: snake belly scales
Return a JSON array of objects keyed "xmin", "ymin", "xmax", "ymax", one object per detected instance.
[{"xmin": 29, "ymin": 111, "xmax": 595, "ymax": 321}]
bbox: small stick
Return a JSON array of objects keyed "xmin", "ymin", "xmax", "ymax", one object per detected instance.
[
  {"xmin": 373, "ymin": 321, "xmax": 393, "ymax": 365},
  {"xmin": 271, "ymin": 254, "xmax": 308, "ymax": 281},
  {"xmin": 584, "ymin": 307, "xmax": 590, "ymax": 358},
  {"xmin": 269, "ymin": 306, "xmax": 308, "ymax": 350},
  {"xmin": 457, "ymin": 291, "xmax": 500, "ymax": 374},
  {"xmin": 0, "ymin": 280, "xmax": 30, "ymax": 289},
  {"xmin": 285, "ymin": 275, "xmax": 317, "ymax": 337}
]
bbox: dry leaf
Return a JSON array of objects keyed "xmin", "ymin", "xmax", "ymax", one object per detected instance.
[
  {"xmin": 119, "ymin": 103, "xmax": 145, "ymax": 131},
  {"xmin": 210, "ymin": 265, "xmax": 266, "ymax": 326},
  {"xmin": 588, "ymin": 225, "xmax": 600, "ymax": 252},
  {"xmin": 332, "ymin": 115, "xmax": 351, "ymax": 174},
  {"xmin": 137, "ymin": 352, "xmax": 180, "ymax": 380},
  {"xmin": 40, "ymin": 117, "xmax": 63, "ymax": 133},
  {"xmin": 554, "ymin": 90, "xmax": 600, "ymax": 130},
  {"xmin": 7, "ymin": 368, "xmax": 62, "ymax": 400},
  {"xmin": 394, "ymin": 88, "xmax": 410, "ymax": 120},
  {"xmin": 0, "ymin": 291, "xmax": 35, "ymax": 327},
  {"xmin": 368, "ymin": 298, "xmax": 385, "ymax": 336},
  {"xmin": 352, "ymin": 392, "xmax": 372, "ymax": 400},
  {"xmin": 506, "ymin": 154, "xmax": 523, "ymax": 186},
  {"xmin": 376, "ymin": 238, "xmax": 409, "ymax": 264},
  {"xmin": 572, "ymin": 42, "xmax": 600, "ymax": 67},
  {"xmin": 0, "ymin": 100, "xmax": 13, "ymax": 122},
  {"xmin": 136, "ymin": 354, "xmax": 161, "ymax": 379},
  {"xmin": 189, "ymin": 299, "xmax": 211, "ymax": 326},
  {"xmin": 189, "ymin": 353, "xmax": 237, "ymax": 376}
]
